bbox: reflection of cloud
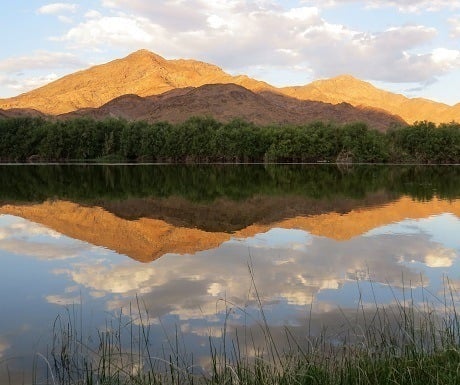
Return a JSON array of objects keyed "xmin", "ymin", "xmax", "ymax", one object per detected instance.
[
  {"xmin": 181, "ymin": 324, "xmax": 223, "ymax": 338},
  {"xmin": 0, "ymin": 339, "xmax": 10, "ymax": 358},
  {"xmin": 441, "ymin": 278, "xmax": 460, "ymax": 294},
  {"xmin": 50, "ymin": 228, "xmax": 458, "ymax": 322},
  {"xmin": 58, "ymin": 264, "xmax": 158, "ymax": 293},
  {"xmin": 425, "ymin": 249, "xmax": 456, "ymax": 267},
  {"xmin": 0, "ymin": 240, "xmax": 87, "ymax": 260},
  {"xmin": 0, "ymin": 216, "xmax": 61, "ymax": 238},
  {"xmin": 45, "ymin": 294, "xmax": 82, "ymax": 305},
  {"xmin": 0, "ymin": 215, "xmax": 92, "ymax": 260}
]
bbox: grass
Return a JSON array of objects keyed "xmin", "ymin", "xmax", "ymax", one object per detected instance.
[{"xmin": 30, "ymin": 276, "xmax": 460, "ymax": 385}]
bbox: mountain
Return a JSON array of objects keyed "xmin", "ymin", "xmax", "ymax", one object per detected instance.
[
  {"xmin": 0, "ymin": 50, "xmax": 274, "ymax": 115},
  {"xmin": 281, "ymin": 75, "xmax": 454, "ymax": 124},
  {"xmin": 61, "ymin": 83, "xmax": 404, "ymax": 130},
  {"xmin": 0, "ymin": 49, "xmax": 458, "ymax": 124},
  {"xmin": 0, "ymin": 108, "xmax": 44, "ymax": 118}
]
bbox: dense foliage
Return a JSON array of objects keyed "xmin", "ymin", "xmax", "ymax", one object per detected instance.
[{"xmin": 0, "ymin": 116, "xmax": 459, "ymax": 163}]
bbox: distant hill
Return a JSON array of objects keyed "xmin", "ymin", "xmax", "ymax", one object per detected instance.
[
  {"xmin": 0, "ymin": 49, "xmax": 458, "ymax": 125},
  {"xmin": 281, "ymin": 75, "xmax": 456, "ymax": 124},
  {"xmin": 61, "ymin": 83, "xmax": 404, "ymax": 130},
  {"xmin": 0, "ymin": 108, "xmax": 44, "ymax": 118},
  {"xmin": 0, "ymin": 50, "xmax": 274, "ymax": 115}
]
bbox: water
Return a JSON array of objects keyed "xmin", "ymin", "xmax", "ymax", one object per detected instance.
[{"xmin": 0, "ymin": 164, "xmax": 460, "ymax": 383}]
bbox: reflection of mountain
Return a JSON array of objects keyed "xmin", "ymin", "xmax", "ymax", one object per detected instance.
[
  {"xmin": 98, "ymin": 192, "xmax": 394, "ymax": 232},
  {"xmin": 1, "ymin": 196, "xmax": 459, "ymax": 262}
]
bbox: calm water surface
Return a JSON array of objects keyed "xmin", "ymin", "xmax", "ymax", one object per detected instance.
[{"xmin": 1, "ymin": 164, "xmax": 460, "ymax": 383}]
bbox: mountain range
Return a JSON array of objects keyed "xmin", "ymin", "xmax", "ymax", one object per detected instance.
[{"xmin": 0, "ymin": 49, "xmax": 458, "ymax": 129}]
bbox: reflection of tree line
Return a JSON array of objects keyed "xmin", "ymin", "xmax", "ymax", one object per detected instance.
[
  {"xmin": 0, "ymin": 164, "xmax": 459, "ymax": 203},
  {"xmin": 0, "ymin": 117, "xmax": 459, "ymax": 164}
]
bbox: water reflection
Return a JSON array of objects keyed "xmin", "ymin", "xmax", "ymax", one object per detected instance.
[
  {"xmin": 1, "ymin": 197, "xmax": 459, "ymax": 262},
  {"xmin": 0, "ymin": 215, "xmax": 91, "ymax": 260},
  {"xmin": 50, "ymin": 221, "xmax": 459, "ymax": 318},
  {"xmin": 1, "ymin": 165, "xmax": 460, "ymax": 383}
]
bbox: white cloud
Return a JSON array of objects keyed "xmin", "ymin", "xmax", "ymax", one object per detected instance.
[
  {"xmin": 0, "ymin": 51, "xmax": 86, "ymax": 95},
  {"xmin": 50, "ymin": 1, "xmax": 456, "ymax": 85},
  {"xmin": 207, "ymin": 15, "xmax": 227, "ymax": 29},
  {"xmin": 431, "ymin": 48, "xmax": 460, "ymax": 68},
  {"xmin": 450, "ymin": 16, "xmax": 460, "ymax": 37},
  {"xmin": 54, "ymin": 15, "xmax": 159, "ymax": 47},
  {"xmin": 0, "ymin": 51, "xmax": 84, "ymax": 73},
  {"xmin": 85, "ymin": 10, "xmax": 102, "ymax": 19},
  {"xmin": 284, "ymin": 6, "xmax": 320, "ymax": 21},
  {"xmin": 37, "ymin": 2, "xmax": 77, "ymax": 15},
  {"xmin": 0, "ymin": 73, "xmax": 58, "ymax": 94},
  {"xmin": 307, "ymin": 0, "xmax": 460, "ymax": 13},
  {"xmin": 370, "ymin": 0, "xmax": 460, "ymax": 12},
  {"xmin": 295, "ymin": 24, "xmax": 457, "ymax": 82},
  {"xmin": 58, "ymin": 15, "xmax": 74, "ymax": 23}
]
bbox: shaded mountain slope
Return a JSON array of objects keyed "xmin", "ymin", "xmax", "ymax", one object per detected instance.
[
  {"xmin": 0, "ymin": 50, "xmax": 458, "ymax": 124},
  {"xmin": 62, "ymin": 83, "xmax": 405, "ymax": 130},
  {"xmin": 0, "ymin": 108, "xmax": 45, "ymax": 118}
]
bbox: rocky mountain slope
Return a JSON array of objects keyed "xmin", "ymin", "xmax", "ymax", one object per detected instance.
[
  {"xmin": 0, "ymin": 49, "xmax": 458, "ymax": 125},
  {"xmin": 0, "ymin": 50, "xmax": 273, "ymax": 115},
  {"xmin": 281, "ymin": 75, "xmax": 456, "ymax": 124},
  {"xmin": 62, "ymin": 83, "xmax": 404, "ymax": 130}
]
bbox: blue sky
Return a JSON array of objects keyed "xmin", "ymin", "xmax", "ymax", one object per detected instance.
[{"xmin": 0, "ymin": 1, "xmax": 459, "ymax": 104}]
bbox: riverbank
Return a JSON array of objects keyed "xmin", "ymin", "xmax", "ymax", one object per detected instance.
[{"xmin": 0, "ymin": 116, "xmax": 459, "ymax": 164}]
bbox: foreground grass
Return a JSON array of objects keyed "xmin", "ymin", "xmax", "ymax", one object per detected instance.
[{"xmin": 33, "ymin": 285, "xmax": 460, "ymax": 385}]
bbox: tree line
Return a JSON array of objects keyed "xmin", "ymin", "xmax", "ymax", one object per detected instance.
[{"xmin": 0, "ymin": 116, "xmax": 459, "ymax": 163}]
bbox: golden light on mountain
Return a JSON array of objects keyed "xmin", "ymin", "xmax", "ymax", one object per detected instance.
[
  {"xmin": 0, "ymin": 50, "xmax": 272, "ymax": 115},
  {"xmin": 281, "ymin": 75, "xmax": 455, "ymax": 124},
  {"xmin": 0, "ymin": 50, "xmax": 458, "ymax": 125}
]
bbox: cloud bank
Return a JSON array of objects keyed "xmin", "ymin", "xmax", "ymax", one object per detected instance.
[{"xmin": 48, "ymin": 1, "xmax": 460, "ymax": 85}]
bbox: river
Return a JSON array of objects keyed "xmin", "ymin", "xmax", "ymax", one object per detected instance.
[{"xmin": 1, "ymin": 164, "xmax": 459, "ymax": 383}]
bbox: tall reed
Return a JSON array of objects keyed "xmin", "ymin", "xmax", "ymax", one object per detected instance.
[{"xmin": 32, "ymin": 278, "xmax": 460, "ymax": 385}]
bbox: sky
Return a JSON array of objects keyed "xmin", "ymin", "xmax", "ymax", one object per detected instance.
[{"xmin": 0, "ymin": 1, "xmax": 459, "ymax": 105}]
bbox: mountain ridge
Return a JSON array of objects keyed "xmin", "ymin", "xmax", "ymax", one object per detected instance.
[
  {"xmin": 60, "ymin": 83, "xmax": 404, "ymax": 130},
  {"xmin": 0, "ymin": 49, "xmax": 458, "ymax": 125},
  {"xmin": 281, "ymin": 75, "xmax": 454, "ymax": 124}
]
